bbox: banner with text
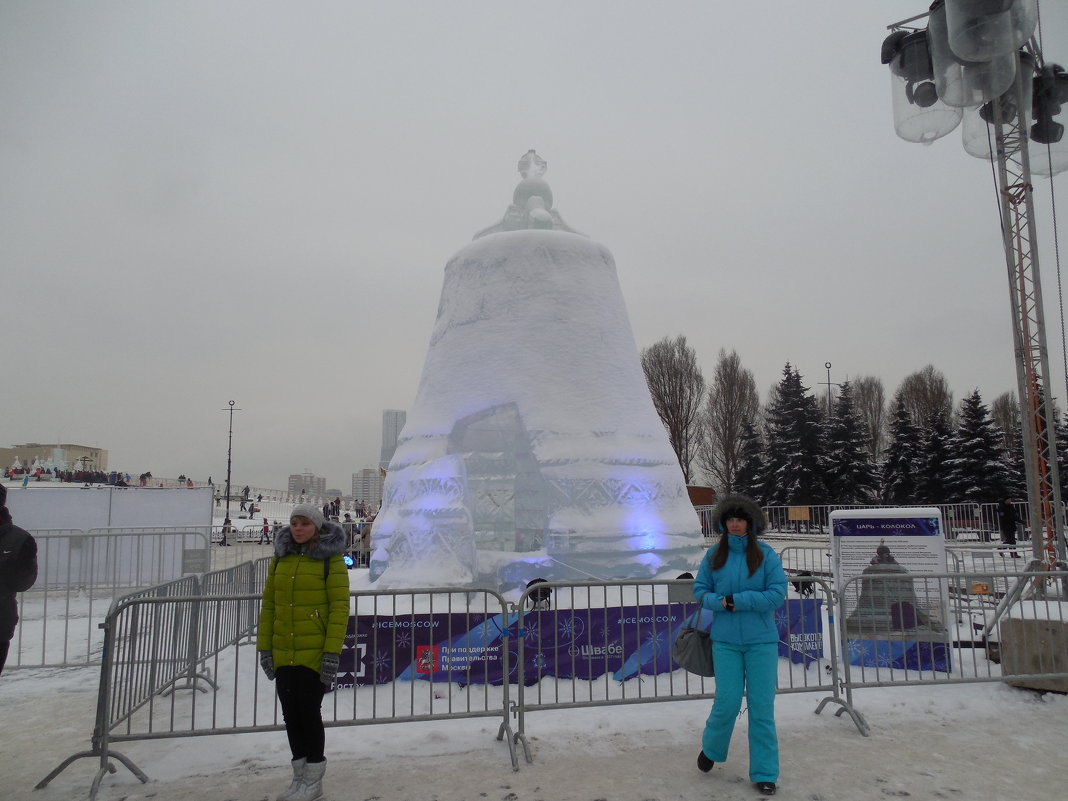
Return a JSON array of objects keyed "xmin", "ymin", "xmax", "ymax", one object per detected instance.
[{"xmin": 336, "ymin": 599, "xmax": 824, "ymax": 687}]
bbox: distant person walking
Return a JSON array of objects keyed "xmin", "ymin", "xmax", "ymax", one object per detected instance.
[
  {"xmin": 0, "ymin": 484, "xmax": 39, "ymax": 675},
  {"xmin": 260, "ymin": 517, "xmax": 271, "ymax": 545},
  {"xmin": 997, "ymin": 498, "xmax": 1020, "ymax": 555},
  {"xmin": 258, "ymin": 504, "xmax": 348, "ymax": 801},
  {"xmin": 693, "ymin": 494, "xmax": 787, "ymax": 797}
]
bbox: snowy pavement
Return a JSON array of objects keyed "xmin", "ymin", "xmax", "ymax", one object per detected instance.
[{"xmin": 4, "ymin": 662, "xmax": 1065, "ymax": 801}]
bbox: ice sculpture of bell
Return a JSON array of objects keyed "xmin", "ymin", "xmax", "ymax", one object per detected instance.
[
  {"xmin": 930, "ymin": 2, "xmax": 1016, "ymax": 108},
  {"xmin": 844, "ymin": 544, "xmax": 945, "ymax": 636},
  {"xmin": 369, "ymin": 151, "xmax": 705, "ymax": 590},
  {"xmin": 887, "ymin": 30, "xmax": 962, "ymax": 144}
]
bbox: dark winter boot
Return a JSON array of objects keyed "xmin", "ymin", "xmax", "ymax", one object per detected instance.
[
  {"xmin": 697, "ymin": 751, "xmax": 715, "ymax": 772},
  {"xmin": 755, "ymin": 781, "xmax": 777, "ymax": 795},
  {"xmin": 277, "ymin": 758, "xmax": 306, "ymax": 801}
]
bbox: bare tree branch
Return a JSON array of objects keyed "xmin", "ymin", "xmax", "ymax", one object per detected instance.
[
  {"xmin": 893, "ymin": 365, "xmax": 954, "ymax": 430},
  {"xmin": 697, "ymin": 349, "xmax": 759, "ymax": 493},
  {"xmin": 853, "ymin": 375, "xmax": 887, "ymax": 460},
  {"xmin": 640, "ymin": 335, "xmax": 705, "ymax": 484}
]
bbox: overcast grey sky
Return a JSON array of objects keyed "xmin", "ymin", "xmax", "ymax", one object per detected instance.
[{"xmin": 3, "ymin": 1, "xmax": 1067, "ymax": 491}]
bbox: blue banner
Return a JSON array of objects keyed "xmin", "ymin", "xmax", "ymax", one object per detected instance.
[
  {"xmin": 336, "ymin": 599, "xmax": 825, "ymax": 687},
  {"xmin": 777, "ymin": 599, "xmax": 823, "ymax": 665},
  {"xmin": 847, "ymin": 637, "xmax": 951, "ymax": 672}
]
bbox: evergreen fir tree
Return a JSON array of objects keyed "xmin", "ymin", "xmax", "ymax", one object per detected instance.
[
  {"xmin": 763, "ymin": 364, "xmax": 827, "ymax": 505},
  {"xmin": 881, "ymin": 398, "xmax": 920, "ymax": 504},
  {"xmin": 915, "ymin": 412, "xmax": 954, "ymax": 503},
  {"xmin": 733, "ymin": 420, "xmax": 766, "ymax": 502},
  {"xmin": 823, "ymin": 381, "xmax": 877, "ymax": 503},
  {"xmin": 945, "ymin": 389, "xmax": 1013, "ymax": 503},
  {"xmin": 1002, "ymin": 416, "xmax": 1027, "ymax": 500},
  {"xmin": 1056, "ymin": 410, "xmax": 1068, "ymax": 501}
]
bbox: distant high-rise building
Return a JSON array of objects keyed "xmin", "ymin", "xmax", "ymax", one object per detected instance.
[
  {"xmin": 379, "ymin": 409, "xmax": 407, "ymax": 470},
  {"xmin": 287, "ymin": 471, "xmax": 326, "ymax": 498},
  {"xmin": 351, "ymin": 468, "xmax": 385, "ymax": 510}
]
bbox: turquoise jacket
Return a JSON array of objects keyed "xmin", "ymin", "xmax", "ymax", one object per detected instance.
[{"xmin": 693, "ymin": 535, "xmax": 787, "ymax": 645}]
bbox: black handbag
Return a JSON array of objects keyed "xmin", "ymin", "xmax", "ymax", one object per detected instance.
[{"xmin": 672, "ymin": 610, "xmax": 714, "ymax": 676}]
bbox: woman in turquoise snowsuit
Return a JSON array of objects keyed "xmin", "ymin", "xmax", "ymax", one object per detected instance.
[{"xmin": 693, "ymin": 494, "xmax": 787, "ymax": 797}]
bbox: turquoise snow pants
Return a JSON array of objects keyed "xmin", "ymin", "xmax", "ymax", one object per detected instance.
[{"xmin": 701, "ymin": 640, "xmax": 779, "ymax": 783}]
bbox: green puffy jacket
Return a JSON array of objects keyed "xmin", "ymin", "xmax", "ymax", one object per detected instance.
[{"xmin": 257, "ymin": 520, "xmax": 349, "ymax": 671}]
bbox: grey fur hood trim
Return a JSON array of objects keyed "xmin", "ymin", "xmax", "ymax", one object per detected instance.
[
  {"xmin": 710, "ymin": 494, "xmax": 766, "ymax": 536},
  {"xmin": 273, "ymin": 520, "xmax": 346, "ymax": 560}
]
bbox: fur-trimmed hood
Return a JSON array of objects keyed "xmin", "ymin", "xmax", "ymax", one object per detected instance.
[
  {"xmin": 272, "ymin": 520, "xmax": 347, "ymax": 560},
  {"xmin": 710, "ymin": 494, "xmax": 766, "ymax": 536}
]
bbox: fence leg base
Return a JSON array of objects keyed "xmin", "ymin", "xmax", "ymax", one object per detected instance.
[
  {"xmin": 512, "ymin": 731, "xmax": 534, "ymax": 765},
  {"xmin": 161, "ymin": 671, "xmax": 218, "ymax": 697},
  {"xmin": 36, "ymin": 748, "xmax": 149, "ymax": 800},
  {"xmin": 814, "ymin": 695, "xmax": 870, "ymax": 736},
  {"xmin": 496, "ymin": 721, "xmax": 520, "ymax": 771}
]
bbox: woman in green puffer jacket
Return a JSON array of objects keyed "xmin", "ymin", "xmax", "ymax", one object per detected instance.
[{"xmin": 258, "ymin": 504, "xmax": 349, "ymax": 801}]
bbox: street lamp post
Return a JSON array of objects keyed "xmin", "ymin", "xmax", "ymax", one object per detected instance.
[
  {"xmin": 821, "ymin": 361, "xmax": 842, "ymax": 418},
  {"xmin": 221, "ymin": 400, "xmax": 241, "ymax": 545}
]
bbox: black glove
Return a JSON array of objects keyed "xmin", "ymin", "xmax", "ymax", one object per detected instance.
[
  {"xmin": 259, "ymin": 650, "xmax": 275, "ymax": 681},
  {"xmin": 320, "ymin": 652, "xmax": 340, "ymax": 686},
  {"xmin": 723, "ymin": 594, "xmax": 735, "ymax": 612}
]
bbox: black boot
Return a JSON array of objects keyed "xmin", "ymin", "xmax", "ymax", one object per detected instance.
[
  {"xmin": 697, "ymin": 751, "xmax": 714, "ymax": 773},
  {"xmin": 755, "ymin": 781, "xmax": 777, "ymax": 795}
]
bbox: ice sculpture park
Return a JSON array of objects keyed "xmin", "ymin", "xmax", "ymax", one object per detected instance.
[{"xmin": 369, "ymin": 150, "xmax": 704, "ymax": 590}]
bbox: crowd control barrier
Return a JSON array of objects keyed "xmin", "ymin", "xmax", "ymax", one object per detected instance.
[
  {"xmin": 835, "ymin": 568, "xmax": 1068, "ymax": 706},
  {"xmin": 38, "ymin": 586, "xmax": 518, "ymax": 800},
  {"xmin": 36, "ymin": 565, "xmax": 1068, "ymax": 800},
  {"xmin": 9, "ymin": 528, "xmax": 211, "ymax": 670},
  {"xmin": 509, "ymin": 575, "xmax": 859, "ymax": 760}
]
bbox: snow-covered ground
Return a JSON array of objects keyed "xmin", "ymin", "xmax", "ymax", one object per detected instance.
[
  {"xmin": 4, "ymin": 506, "xmax": 1066, "ymax": 800},
  {"xmin": 3, "ymin": 646, "xmax": 1065, "ymax": 801}
]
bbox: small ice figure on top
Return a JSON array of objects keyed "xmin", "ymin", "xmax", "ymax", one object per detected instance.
[{"xmin": 473, "ymin": 149, "xmax": 582, "ymax": 239}]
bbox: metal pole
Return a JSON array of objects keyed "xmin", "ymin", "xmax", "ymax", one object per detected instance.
[
  {"xmin": 825, "ymin": 362, "xmax": 833, "ymax": 417},
  {"xmin": 221, "ymin": 401, "xmax": 240, "ymax": 545}
]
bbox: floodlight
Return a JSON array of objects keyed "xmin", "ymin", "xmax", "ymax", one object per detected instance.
[
  {"xmin": 884, "ymin": 30, "xmax": 962, "ymax": 143},
  {"xmin": 962, "ymin": 51, "xmax": 1033, "ymax": 159},
  {"xmin": 945, "ymin": 0, "xmax": 1036, "ymax": 64},
  {"xmin": 930, "ymin": 1, "xmax": 1016, "ymax": 108},
  {"xmin": 1031, "ymin": 65, "xmax": 1068, "ymax": 145}
]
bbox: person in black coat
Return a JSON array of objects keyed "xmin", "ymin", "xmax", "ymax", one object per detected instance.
[
  {"xmin": 0, "ymin": 483, "xmax": 39, "ymax": 674},
  {"xmin": 997, "ymin": 497, "xmax": 1020, "ymax": 552}
]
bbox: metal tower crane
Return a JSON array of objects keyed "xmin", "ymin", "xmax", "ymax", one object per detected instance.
[
  {"xmin": 883, "ymin": 1, "xmax": 1068, "ymax": 567},
  {"xmin": 991, "ymin": 55, "xmax": 1067, "ymax": 567}
]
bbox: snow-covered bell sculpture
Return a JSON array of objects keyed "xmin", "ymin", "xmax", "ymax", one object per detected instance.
[{"xmin": 369, "ymin": 150, "xmax": 705, "ymax": 590}]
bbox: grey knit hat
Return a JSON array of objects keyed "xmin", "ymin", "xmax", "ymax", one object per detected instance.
[{"xmin": 290, "ymin": 503, "xmax": 325, "ymax": 529}]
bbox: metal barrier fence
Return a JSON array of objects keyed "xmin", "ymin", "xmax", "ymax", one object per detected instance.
[
  {"xmin": 509, "ymin": 576, "xmax": 858, "ymax": 761},
  {"xmin": 701, "ymin": 501, "xmax": 1041, "ymax": 541},
  {"xmin": 10, "ymin": 528, "xmax": 211, "ymax": 670},
  {"xmin": 39, "ymin": 586, "xmax": 518, "ymax": 800},
  {"xmin": 36, "ymin": 566, "xmax": 1068, "ymax": 800},
  {"xmin": 836, "ymin": 568, "xmax": 1068, "ymax": 701},
  {"xmin": 778, "ymin": 545, "xmax": 833, "ymax": 577}
]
